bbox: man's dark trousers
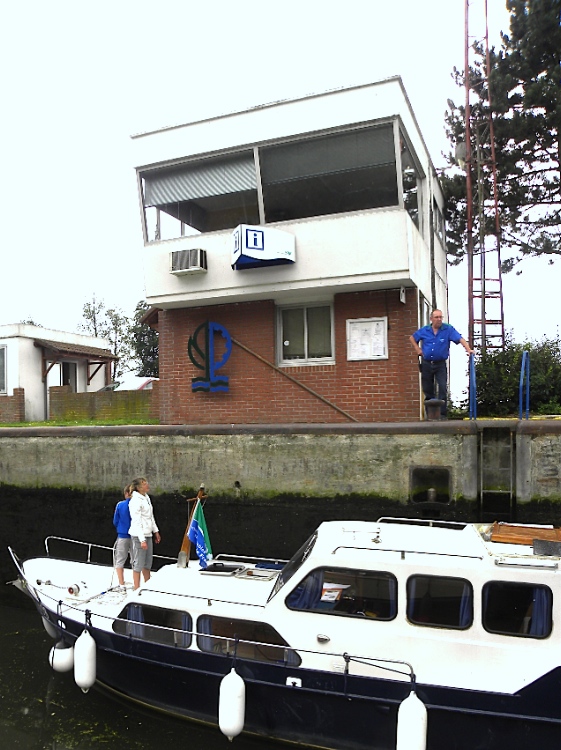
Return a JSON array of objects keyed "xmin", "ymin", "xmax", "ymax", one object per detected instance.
[{"xmin": 421, "ymin": 359, "xmax": 447, "ymax": 417}]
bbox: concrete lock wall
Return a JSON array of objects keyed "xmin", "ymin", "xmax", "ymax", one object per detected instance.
[
  {"xmin": 0, "ymin": 422, "xmax": 479, "ymax": 504},
  {"xmin": 0, "ymin": 421, "xmax": 560, "ymax": 505}
]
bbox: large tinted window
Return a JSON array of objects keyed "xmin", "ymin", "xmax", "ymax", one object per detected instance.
[
  {"xmin": 260, "ymin": 125, "xmax": 398, "ymax": 222},
  {"xmin": 269, "ymin": 532, "xmax": 317, "ymax": 600},
  {"xmin": 197, "ymin": 616, "xmax": 301, "ymax": 665},
  {"xmin": 483, "ymin": 581, "xmax": 552, "ymax": 638},
  {"xmin": 407, "ymin": 575, "xmax": 473, "ymax": 629},
  {"xmin": 142, "ymin": 151, "xmax": 259, "ymax": 239},
  {"xmin": 113, "ymin": 603, "xmax": 192, "ymax": 647},
  {"xmin": 287, "ymin": 567, "xmax": 397, "ymax": 620}
]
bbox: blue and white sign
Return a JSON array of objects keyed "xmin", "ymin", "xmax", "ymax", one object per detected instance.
[{"xmin": 232, "ymin": 224, "xmax": 296, "ymax": 270}]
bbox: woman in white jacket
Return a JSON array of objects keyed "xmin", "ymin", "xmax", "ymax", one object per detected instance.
[{"xmin": 128, "ymin": 477, "xmax": 161, "ymax": 589}]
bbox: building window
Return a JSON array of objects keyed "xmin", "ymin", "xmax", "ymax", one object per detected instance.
[
  {"xmin": 141, "ymin": 151, "xmax": 260, "ymax": 241},
  {"xmin": 260, "ymin": 124, "xmax": 398, "ymax": 222},
  {"xmin": 278, "ymin": 304, "xmax": 333, "ymax": 364},
  {"xmin": 482, "ymin": 581, "xmax": 552, "ymax": 638},
  {"xmin": 400, "ymin": 132, "xmax": 422, "ymax": 230},
  {"xmin": 286, "ymin": 567, "xmax": 397, "ymax": 620},
  {"xmin": 407, "ymin": 575, "xmax": 473, "ymax": 629},
  {"xmin": 433, "ymin": 198, "xmax": 445, "ymax": 245},
  {"xmin": 0, "ymin": 347, "xmax": 5, "ymax": 393},
  {"xmin": 196, "ymin": 615, "xmax": 301, "ymax": 665}
]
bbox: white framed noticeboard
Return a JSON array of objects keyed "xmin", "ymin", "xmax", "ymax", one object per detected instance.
[{"xmin": 346, "ymin": 317, "xmax": 388, "ymax": 361}]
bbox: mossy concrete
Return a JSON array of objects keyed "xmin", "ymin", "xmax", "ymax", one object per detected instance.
[{"xmin": 0, "ymin": 423, "xmax": 479, "ymax": 502}]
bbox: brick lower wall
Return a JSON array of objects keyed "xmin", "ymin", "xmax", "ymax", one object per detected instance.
[
  {"xmin": 0, "ymin": 388, "xmax": 26, "ymax": 423},
  {"xmin": 158, "ymin": 289, "xmax": 421, "ymax": 424},
  {"xmin": 49, "ymin": 385, "xmax": 156, "ymax": 422}
]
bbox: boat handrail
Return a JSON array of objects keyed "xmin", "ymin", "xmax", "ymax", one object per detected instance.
[
  {"xmin": 377, "ymin": 517, "xmax": 467, "ymax": 530},
  {"xmin": 331, "ymin": 545, "xmax": 483, "ymax": 561},
  {"xmin": 7, "ymin": 546, "xmax": 25, "ymax": 578},
  {"xmin": 214, "ymin": 553, "xmax": 288, "ymax": 566},
  {"xmin": 137, "ymin": 586, "xmax": 267, "ymax": 609},
  {"xmin": 44, "ymin": 536, "xmax": 176, "ymax": 564},
  {"xmin": 28, "ymin": 577, "xmax": 416, "ymax": 681}
]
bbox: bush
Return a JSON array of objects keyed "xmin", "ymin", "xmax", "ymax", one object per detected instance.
[{"xmin": 474, "ymin": 333, "xmax": 561, "ymax": 417}]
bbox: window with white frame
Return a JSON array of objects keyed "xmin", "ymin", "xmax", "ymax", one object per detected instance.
[
  {"xmin": 0, "ymin": 347, "xmax": 6, "ymax": 393},
  {"xmin": 278, "ymin": 304, "xmax": 333, "ymax": 364}
]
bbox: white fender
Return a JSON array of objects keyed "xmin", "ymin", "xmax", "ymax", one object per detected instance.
[
  {"xmin": 42, "ymin": 616, "xmax": 58, "ymax": 639},
  {"xmin": 49, "ymin": 641, "xmax": 74, "ymax": 672},
  {"xmin": 74, "ymin": 629, "xmax": 96, "ymax": 693},
  {"xmin": 218, "ymin": 667, "xmax": 246, "ymax": 741},
  {"xmin": 396, "ymin": 690, "xmax": 427, "ymax": 750}
]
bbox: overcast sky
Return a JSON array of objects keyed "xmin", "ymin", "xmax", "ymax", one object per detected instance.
[{"xmin": 1, "ymin": 0, "xmax": 557, "ymax": 400}]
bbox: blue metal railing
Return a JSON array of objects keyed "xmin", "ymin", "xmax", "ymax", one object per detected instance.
[
  {"xmin": 519, "ymin": 350, "xmax": 530, "ymax": 420},
  {"xmin": 468, "ymin": 353, "xmax": 477, "ymax": 420}
]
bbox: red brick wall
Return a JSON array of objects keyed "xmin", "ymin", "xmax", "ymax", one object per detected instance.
[
  {"xmin": 0, "ymin": 388, "xmax": 26, "ymax": 423},
  {"xmin": 158, "ymin": 289, "xmax": 421, "ymax": 424}
]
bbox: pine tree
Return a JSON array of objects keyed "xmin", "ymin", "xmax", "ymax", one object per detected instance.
[{"xmin": 443, "ymin": 0, "xmax": 561, "ymax": 271}]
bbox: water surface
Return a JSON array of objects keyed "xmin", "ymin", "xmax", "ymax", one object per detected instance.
[{"xmin": 0, "ymin": 603, "xmax": 279, "ymax": 750}]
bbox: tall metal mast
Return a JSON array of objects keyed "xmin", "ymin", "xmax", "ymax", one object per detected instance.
[{"xmin": 464, "ymin": 0, "xmax": 506, "ymax": 353}]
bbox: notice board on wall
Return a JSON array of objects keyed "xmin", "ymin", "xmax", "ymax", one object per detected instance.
[{"xmin": 346, "ymin": 317, "xmax": 388, "ymax": 360}]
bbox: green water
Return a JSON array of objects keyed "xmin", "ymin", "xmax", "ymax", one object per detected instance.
[{"xmin": 0, "ymin": 604, "xmax": 277, "ymax": 750}]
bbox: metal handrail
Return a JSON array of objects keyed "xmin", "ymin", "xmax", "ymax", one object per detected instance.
[
  {"xmin": 44, "ymin": 536, "xmax": 176, "ymax": 564},
  {"xmin": 468, "ymin": 353, "xmax": 477, "ymax": 420},
  {"xmin": 519, "ymin": 350, "xmax": 530, "ymax": 420}
]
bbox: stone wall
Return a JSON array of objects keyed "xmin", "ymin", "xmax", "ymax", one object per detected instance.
[
  {"xmin": 0, "ymin": 420, "xmax": 559, "ymax": 506},
  {"xmin": 0, "ymin": 422, "xmax": 477, "ymax": 505}
]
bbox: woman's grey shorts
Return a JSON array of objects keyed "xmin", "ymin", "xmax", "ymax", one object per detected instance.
[
  {"xmin": 114, "ymin": 537, "xmax": 131, "ymax": 568},
  {"xmin": 131, "ymin": 536, "xmax": 153, "ymax": 572}
]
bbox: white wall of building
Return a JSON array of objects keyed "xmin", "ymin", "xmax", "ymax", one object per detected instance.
[
  {"xmin": 0, "ymin": 325, "xmax": 112, "ymax": 421},
  {"xmin": 143, "ymin": 208, "xmax": 447, "ymax": 309}
]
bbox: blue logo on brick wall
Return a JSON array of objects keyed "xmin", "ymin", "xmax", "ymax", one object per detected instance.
[{"xmin": 188, "ymin": 321, "xmax": 232, "ymax": 393}]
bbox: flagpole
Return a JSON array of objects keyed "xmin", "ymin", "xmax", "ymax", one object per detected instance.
[{"xmin": 178, "ymin": 485, "xmax": 207, "ymax": 567}]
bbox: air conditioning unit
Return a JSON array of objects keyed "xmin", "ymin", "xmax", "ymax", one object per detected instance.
[{"xmin": 170, "ymin": 248, "xmax": 208, "ymax": 275}]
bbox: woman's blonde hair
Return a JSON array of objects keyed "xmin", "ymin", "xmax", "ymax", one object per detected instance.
[{"xmin": 130, "ymin": 477, "xmax": 147, "ymax": 493}]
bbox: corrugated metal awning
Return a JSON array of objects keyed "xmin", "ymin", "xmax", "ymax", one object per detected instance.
[{"xmin": 143, "ymin": 153, "xmax": 256, "ymax": 206}]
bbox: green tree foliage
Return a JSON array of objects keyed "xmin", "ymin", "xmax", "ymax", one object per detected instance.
[
  {"xmin": 130, "ymin": 301, "xmax": 159, "ymax": 378},
  {"xmin": 80, "ymin": 295, "xmax": 132, "ymax": 380},
  {"xmin": 474, "ymin": 333, "xmax": 561, "ymax": 416},
  {"xmin": 443, "ymin": 0, "xmax": 561, "ymax": 271}
]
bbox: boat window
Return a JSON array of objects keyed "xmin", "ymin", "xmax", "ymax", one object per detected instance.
[
  {"xmin": 407, "ymin": 575, "xmax": 473, "ymax": 629},
  {"xmin": 268, "ymin": 531, "xmax": 317, "ymax": 601},
  {"xmin": 482, "ymin": 581, "xmax": 552, "ymax": 638},
  {"xmin": 113, "ymin": 604, "xmax": 192, "ymax": 648},
  {"xmin": 196, "ymin": 615, "xmax": 301, "ymax": 666},
  {"xmin": 286, "ymin": 567, "xmax": 397, "ymax": 620}
]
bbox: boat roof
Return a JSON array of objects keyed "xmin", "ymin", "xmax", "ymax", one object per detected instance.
[{"xmin": 312, "ymin": 519, "xmax": 561, "ymax": 566}]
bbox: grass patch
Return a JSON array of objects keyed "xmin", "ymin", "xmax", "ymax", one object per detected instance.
[{"xmin": 0, "ymin": 418, "xmax": 159, "ymax": 428}]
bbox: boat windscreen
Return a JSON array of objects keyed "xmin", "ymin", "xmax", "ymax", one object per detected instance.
[{"xmin": 267, "ymin": 532, "xmax": 317, "ymax": 602}]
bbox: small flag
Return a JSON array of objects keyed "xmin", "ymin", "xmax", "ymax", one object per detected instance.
[{"xmin": 187, "ymin": 499, "xmax": 213, "ymax": 568}]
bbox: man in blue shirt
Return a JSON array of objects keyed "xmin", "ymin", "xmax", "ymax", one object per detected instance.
[{"xmin": 410, "ymin": 309, "xmax": 474, "ymax": 418}]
